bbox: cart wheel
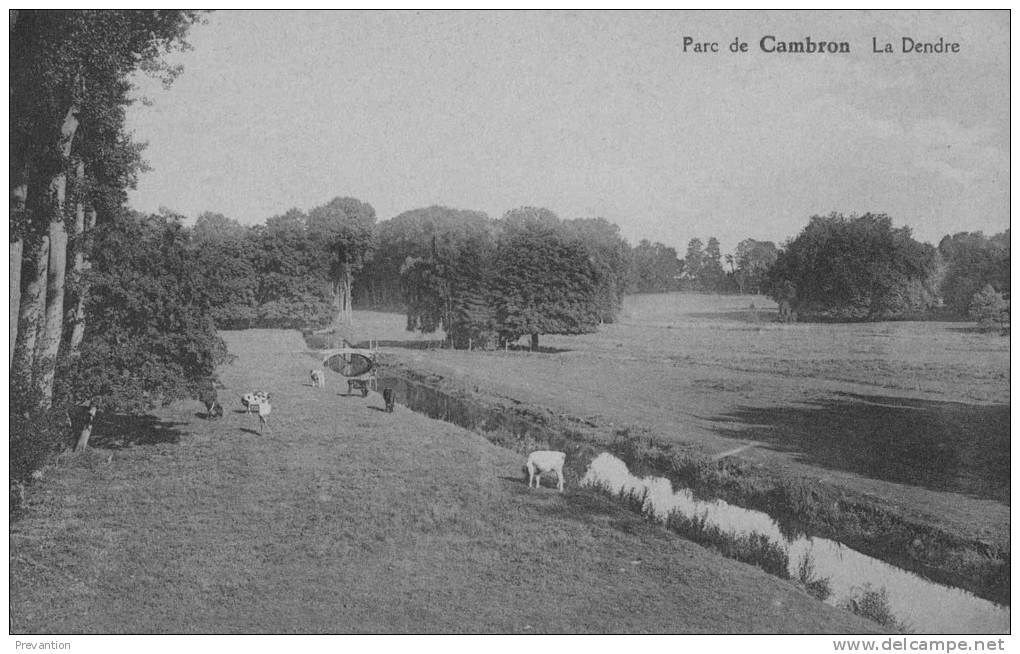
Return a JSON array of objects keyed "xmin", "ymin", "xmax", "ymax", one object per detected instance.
[{"xmin": 361, "ymin": 386, "xmax": 369, "ymax": 398}]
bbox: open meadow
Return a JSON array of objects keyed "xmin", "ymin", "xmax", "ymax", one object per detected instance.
[{"xmin": 351, "ymin": 293, "xmax": 1010, "ymax": 552}]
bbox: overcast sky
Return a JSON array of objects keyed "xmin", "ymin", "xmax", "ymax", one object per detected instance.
[{"xmin": 125, "ymin": 10, "xmax": 1009, "ymax": 253}]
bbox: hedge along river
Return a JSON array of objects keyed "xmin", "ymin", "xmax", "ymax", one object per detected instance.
[{"xmin": 374, "ymin": 371, "xmax": 1009, "ymax": 634}]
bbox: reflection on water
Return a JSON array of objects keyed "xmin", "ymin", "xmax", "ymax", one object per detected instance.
[{"xmin": 583, "ymin": 453, "xmax": 1009, "ymax": 634}]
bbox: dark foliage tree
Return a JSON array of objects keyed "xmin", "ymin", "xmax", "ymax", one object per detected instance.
[
  {"xmin": 683, "ymin": 238, "xmax": 705, "ymax": 290},
  {"xmin": 937, "ymin": 231, "xmax": 1010, "ymax": 316},
  {"xmin": 768, "ymin": 213, "xmax": 939, "ymax": 320},
  {"xmin": 701, "ymin": 237, "xmax": 727, "ymax": 292},
  {"xmin": 492, "ymin": 208, "xmax": 601, "ymax": 350},
  {"xmin": 306, "ymin": 197, "xmax": 376, "ymax": 326},
  {"xmin": 563, "ymin": 217, "xmax": 631, "ymax": 323},
  {"xmin": 398, "ymin": 211, "xmax": 497, "ymax": 347},
  {"xmin": 445, "ymin": 232, "xmax": 498, "ymax": 348},
  {"xmin": 60, "ymin": 211, "xmax": 228, "ymax": 411},
  {"xmin": 628, "ymin": 239, "xmax": 683, "ymax": 293},
  {"xmin": 733, "ymin": 239, "xmax": 779, "ymax": 294},
  {"xmin": 362, "ymin": 206, "xmax": 491, "ymax": 310},
  {"xmin": 189, "ymin": 213, "xmax": 257, "ymax": 329},
  {"xmin": 969, "ymin": 284, "xmax": 1009, "ymax": 333},
  {"xmin": 401, "ymin": 255, "xmax": 449, "ymax": 335},
  {"xmin": 249, "ymin": 208, "xmax": 334, "ymax": 329},
  {"xmin": 680, "ymin": 236, "xmax": 728, "ymax": 292},
  {"xmin": 193, "ymin": 210, "xmax": 249, "ymax": 242}
]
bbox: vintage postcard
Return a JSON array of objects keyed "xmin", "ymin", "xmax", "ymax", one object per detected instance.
[{"xmin": 8, "ymin": 9, "xmax": 1010, "ymax": 650}]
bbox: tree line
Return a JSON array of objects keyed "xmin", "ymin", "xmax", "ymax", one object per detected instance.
[
  {"xmin": 191, "ymin": 204, "xmax": 1007, "ymax": 341},
  {"xmin": 181, "ymin": 205, "xmax": 629, "ymax": 351}
]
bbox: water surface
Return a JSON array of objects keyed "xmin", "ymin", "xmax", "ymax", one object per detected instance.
[{"xmin": 583, "ymin": 453, "xmax": 1009, "ymax": 634}]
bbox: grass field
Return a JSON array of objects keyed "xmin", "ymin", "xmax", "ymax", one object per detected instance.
[
  {"xmin": 10, "ymin": 329, "xmax": 880, "ymax": 634},
  {"xmin": 348, "ymin": 294, "xmax": 1010, "ymax": 556}
]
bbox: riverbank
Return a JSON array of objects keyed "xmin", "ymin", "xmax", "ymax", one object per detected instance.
[{"xmin": 376, "ymin": 354, "xmax": 1009, "ymax": 608}]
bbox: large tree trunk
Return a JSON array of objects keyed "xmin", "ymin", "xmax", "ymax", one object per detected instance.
[
  {"xmin": 34, "ymin": 103, "xmax": 78, "ymax": 407},
  {"xmin": 334, "ymin": 270, "xmax": 353, "ymax": 327},
  {"xmin": 10, "ymin": 239, "xmax": 23, "ymax": 364},
  {"xmin": 12, "ymin": 234, "xmax": 49, "ymax": 384},
  {"xmin": 35, "ymin": 215, "xmax": 68, "ymax": 406},
  {"xmin": 530, "ymin": 332, "xmax": 539, "ymax": 351},
  {"xmin": 73, "ymin": 405, "xmax": 97, "ymax": 453},
  {"xmin": 331, "ymin": 279, "xmax": 342, "ymax": 326},
  {"xmin": 10, "ymin": 159, "xmax": 29, "ymax": 366},
  {"xmin": 343, "ymin": 275, "xmax": 353, "ymax": 325},
  {"xmin": 68, "ymin": 202, "xmax": 95, "ymax": 355}
]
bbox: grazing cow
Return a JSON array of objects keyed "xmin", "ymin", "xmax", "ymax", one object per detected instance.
[
  {"xmin": 242, "ymin": 391, "xmax": 270, "ymax": 414},
  {"xmin": 256, "ymin": 400, "xmax": 272, "ymax": 435},
  {"xmin": 204, "ymin": 399, "xmax": 224, "ymax": 419},
  {"xmin": 526, "ymin": 450, "xmax": 566, "ymax": 492},
  {"xmin": 199, "ymin": 386, "xmax": 222, "ymax": 419},
  {"xmin": 310, "ymin": 369, "xmax": 325, "ymax": 388},
  {"xmin": 382, "ymin": 387, "xmax": 395, "ymax": 413}
]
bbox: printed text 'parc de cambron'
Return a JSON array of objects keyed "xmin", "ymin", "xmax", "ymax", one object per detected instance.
[{"xmin": 681, "ymin": 36, "xmax": 961, "ymax": 54}]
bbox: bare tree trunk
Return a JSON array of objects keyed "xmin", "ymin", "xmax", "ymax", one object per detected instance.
[
  {"xmin": 335, "ymin": 271, "xmax": 353, "ymax": 326},
  {"xmin": 35, "ymin": 215, "xmax": 68, "ymax": 406},
  {"xmin": 331, "ymin": 279, "xmax": 342, "ymax": 328},
  {"xmin": 68, "ymin": 204, "xmax": 95, "ymax": 355},
  {"xmin": 13, "ymin": 234, "xmax": 49, "ymax": 384},
  {"xmin": 343, "ymin": 275, "xmax": 353, "ymax": 325},
  {"xmin": 11, "ymin": 158, "xmax": 28, "ymax": 366},
  {"xmin": 73, "ymin": 405, "xmax": 97, "ymax": 453},
  {"xmin": 34, "ymin": 103, "xmax": 78, "ymax": 408},
  {"xmin": 530, "ymin": 332, "xmax": 539, "ymax": 351},
  {"xmin": 10, "ymin": 238, "xmax": 23, "ymax": 366}
]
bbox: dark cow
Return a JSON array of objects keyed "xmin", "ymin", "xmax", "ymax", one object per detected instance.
[
  {"xmin": 204, "ymin": 399, "xmax": 224, "ymax": 419},
  {"xmin": 199, "ymin": 385, "xmax": 223, "ymax": 419},
  {"xmin": 383, "ymin": 387, "xmax": 395, "ymax": 413}
]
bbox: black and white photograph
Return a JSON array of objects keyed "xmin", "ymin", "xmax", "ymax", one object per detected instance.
[{"xmin": 8, "ymin": 8, "xmax": 1011, "ymax": 647}]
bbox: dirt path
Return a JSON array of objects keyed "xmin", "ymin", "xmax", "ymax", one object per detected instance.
[{"xmin": 10, "ymin": 330, "xmax": 878, "ymax": 634}]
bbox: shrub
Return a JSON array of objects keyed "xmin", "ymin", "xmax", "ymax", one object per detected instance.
[
  {"xmin": 67, "ymin": 212, "xmax": 230, "ymax": 413},
  {"xmin": 9, "ymin": 383, "xmax": 72, "ymax": 516},
  {"xmin": 841, "ymin": 584, "xmax": 903, "ymax": 630},
  {"xmin": 969, "ymin": 284, "xmax": 1009, "ymax": 333},
  {"xmin": 618, "ymin": 486, "xmax": 651, "ymax": 515},
  {"xmin": 796, "ymin": 552, "xmax": 833, "ymax": 601}
]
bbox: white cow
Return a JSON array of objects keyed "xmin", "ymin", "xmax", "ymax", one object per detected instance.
[
  {"xmin": 526, "ymin": 450, "xmax": 566, "ymax": 492},
  {"xmin": 256, "ymin": 400, "xmax": 272, "ymax": 435},
  {"xmin": 242, "ymin": 391, "xmax": 270, "ymax": 414},
  {"xmin": 309, "ymin": 369, "xmax": 325, "ymax": 388}
]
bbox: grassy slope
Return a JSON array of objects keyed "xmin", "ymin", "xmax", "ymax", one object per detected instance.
[{"xmin": 10, "ymin": 330, "xmax": 878, "ymax": 634}]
